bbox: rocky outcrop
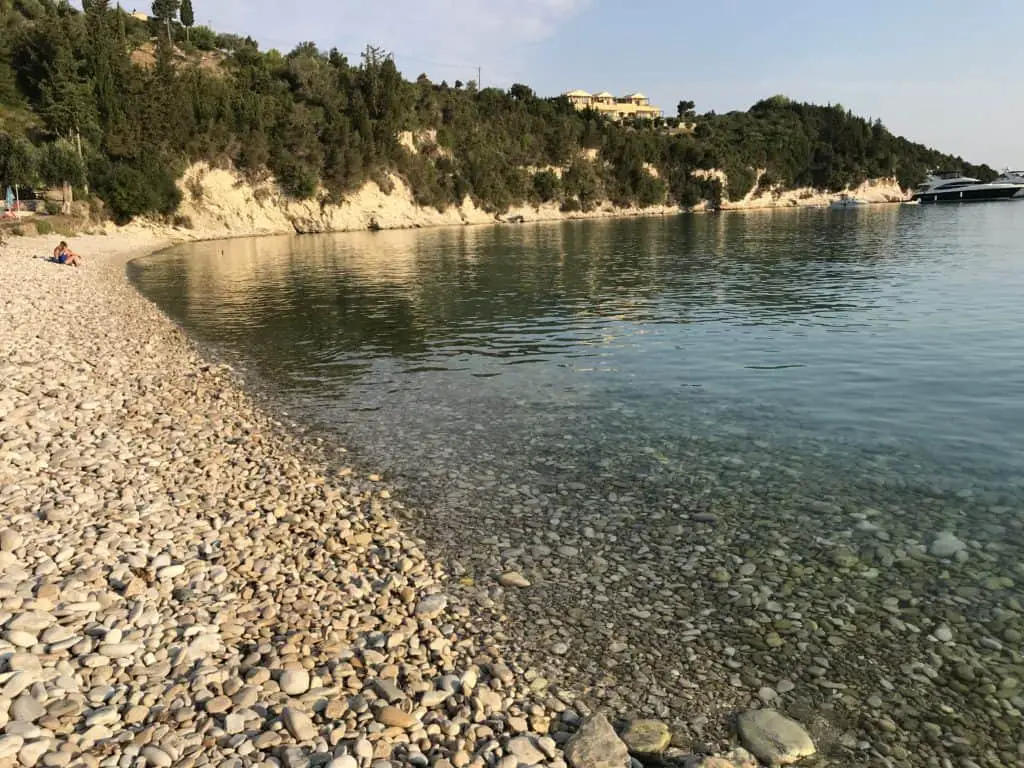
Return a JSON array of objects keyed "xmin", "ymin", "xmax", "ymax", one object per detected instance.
[
  {"xmin": 693, "ymin": 168, "xmax": 906, "ymax": 210},
  {"xmin": 174, "ymin": 163, "xmax": 679, "ymax": 241},
  {"xmin": 173, "ymin": 161, "xmax": 903, "ymax": 243}
]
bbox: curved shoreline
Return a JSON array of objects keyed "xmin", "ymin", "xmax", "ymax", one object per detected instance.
[{"xmin": 1, "ymin": 233, "xmax": 815, "ymax": 767}]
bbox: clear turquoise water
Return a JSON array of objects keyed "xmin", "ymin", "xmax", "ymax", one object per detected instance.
[{"xmin": 132, "ymin": 205, "xmax": 1024, "ymax": 500}]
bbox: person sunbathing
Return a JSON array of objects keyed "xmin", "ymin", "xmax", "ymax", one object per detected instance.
[{"xmin": 53, "ymin": 241, "xmax": 81, "ymax": 267}]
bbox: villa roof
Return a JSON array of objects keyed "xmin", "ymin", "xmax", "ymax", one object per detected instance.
[
  {"xmin": 593, "ymin": 91, "xmax": 615, "ymax": 98},
  {"xmin": 564, "ymin": 89, "xmax": 592, "ymax": 97},
  {"xmin": 627, "ymin": 92, "xmax": 647, "ymax": 99}
]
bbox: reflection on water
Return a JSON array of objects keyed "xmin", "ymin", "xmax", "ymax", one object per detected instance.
[{"xmin": 132, "ymin": 206, "xmax": 1024, "ymax": 494}]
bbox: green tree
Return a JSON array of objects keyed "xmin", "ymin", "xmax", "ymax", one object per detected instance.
[
  {"xmin": 40, "ymin": 43, "xmax": 98, "ymax": 142},
  {"xmin": 179, "ymin": 0, "xmax": 194, "ymax": 39},
  {"xmin": 38, "ymin": 139, "xmax": 86, "ymax": 187},
  {"xmin": 0, "ymin": 132, "xmax": 38, "ymax": 186},
  {"xmin": 676, "ymin": 99, "xmax": 695, "ymax": 120},
  {"xmin": 151, "ymin": 0, "xmax": 179, "ymax": 38}
]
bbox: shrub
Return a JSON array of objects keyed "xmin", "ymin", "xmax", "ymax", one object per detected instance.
[
  {"xmin": 532, "ymin": 170, "xmax": 561, "ymax": 203},
  {"xmin": 90, "ymin": 157, "xmax": 183, "ymax": 224},
  {"xmin": 724, "ymin": 164, "xmax": 757, "ymax": 201},
  {"xmin": 186, "ymin": 175, "xmax": 205, "ymax": 201},
  {"xmin": 560, "ymin": 198, "xmax": 582, "ymax": 213},
  {"xmin": 172, "ymin": 214, "xmax": 194, "ymax": 229},
  {"xmin": 636, "ymin": 175, "xmax": 667, "ymax": 208},
  {"xmin": 191, "ymin": 26, "xmax": 218, "ymax": 51},
  {"xmin": 273, "ymin": 157, "xmax": 319, "ymax": 200},
  {"xmin": 44, "ymin": 200, "xmax": 62, "ymax": 216},
  {"xmin": 35, "ymin": 220, "xmax": 53, "ymax": 235}
]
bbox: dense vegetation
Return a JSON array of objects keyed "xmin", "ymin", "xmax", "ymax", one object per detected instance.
[{"xmin": 0, "ymin": 0, "xmax": 997, "ymax": 223}]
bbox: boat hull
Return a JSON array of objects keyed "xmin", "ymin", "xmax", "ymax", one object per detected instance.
[{"xmin": 912, "ymin": 186, "xmax": 1023, "ymax": 203}]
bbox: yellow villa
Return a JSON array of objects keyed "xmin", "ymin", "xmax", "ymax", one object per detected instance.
[{"xmin": 563, "ymin": 89, "xmax": 664, "ymax": 120}]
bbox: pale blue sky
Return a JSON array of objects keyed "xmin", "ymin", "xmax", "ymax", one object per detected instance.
[{"xmin": 143, "ymin": 0, "xmax": 1023, "ymax": 168}]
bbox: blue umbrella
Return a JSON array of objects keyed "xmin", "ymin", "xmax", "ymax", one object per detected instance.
[{"xmin": 4, "ymin": 187, "xmax": 13, "ymax": 211}]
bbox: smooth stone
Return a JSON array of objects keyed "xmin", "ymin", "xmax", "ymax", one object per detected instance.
[
  {"xmin": 6, "ymin": 631, "xmax": 38, "ymax": 649},
  {"xmin": 282, "ymin": 707, "xmax": 317, "ymax": 741},
  {"xmin": 420, "ymin": 690, "xmax": 450, "ymax": 708},
  {"xmin": 97, "ymin": 642, "xmax": 139, "ymax": 659},
  {"xmin": 327, "ymin": 758, "xmax": 358, "ymax": 768},
  {"xmin": 0, "ymin": 530, "xmax": 23, "ymax": 553},
  {"xmin": 280, "ymin": 669, "xmax": 311, "ymax": 696},
  {"xmin": 498, "ymin": 571, "xmax": 531, "ymax": 588},
  {"xmin": 156, "ymin": 564, "xmax": 185, "ymax": 579},
  {"xmin": 414, "ymin": 594, "xmax": 447, "ymax": 619},
  {"xmin": 507, "ymin": 736, "xmax": 546, "ymax": 764},
  {"xmin": 619, "ymin": 719, "xmax": 671, "ymax": 757},
  {"xmin": 17, "ymin": 738, "xmax": 49, "ymax": 767},
  {"xmin": 376, "ymin": 706, "xmax": 418, "ymax": 729},
  {"xmin": 6, "ymin": 613, "xmax": 54, "ymax": 633},
  {"xmin": 12, "ymin": 695, "xmax": 46, "ymax": 723},
  {"xmin": 369, "ymin": 679, "xmax": 405, "ymax": 703},
  {"xmin": 934, "ymin": 625, "xmax": 954, "ymax": 643},
  {"xmin": 205, "ymin": 695, "xmax": 233, "ymax": 714},
  {"xmin": 736, "ymin": 709, "xmax": 816, "ymax": 766},
  {"xmin": 930, "ymin": 532, "xmax": 966, "ymax": 558},
  {"xmin": 140, "ymin": 746, "xmax": 173, "ymax": 768},
  {"xmin": 0, "ymin": 735, "xmax": 25, "ymax": 759},
  {"xmin": 565, "ymin": 713, "xmax": 630, "ymax": 768}
]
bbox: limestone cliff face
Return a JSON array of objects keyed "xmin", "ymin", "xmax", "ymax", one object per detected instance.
[
  {"xmin": 172, "ymin": 163, "xmax": 907, "ymax": 241},
  {"xmin": 693, "ymin": 169, "xmax": 907, "ymax": 211}
]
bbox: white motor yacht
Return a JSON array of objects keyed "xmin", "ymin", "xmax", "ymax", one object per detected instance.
[{"xmin": 910, "ymin": 172, "xmax": 1024, "ymax": 203}]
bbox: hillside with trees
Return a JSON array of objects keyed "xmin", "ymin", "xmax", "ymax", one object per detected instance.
[{"xmin": 0, "ymin": 0, "xmax": 997, "ymax": 223}]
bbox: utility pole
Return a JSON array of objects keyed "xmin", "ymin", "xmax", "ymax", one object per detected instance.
[{"xmin": 477, "ymin": 66, "xmax": 481, "ymax": 89}]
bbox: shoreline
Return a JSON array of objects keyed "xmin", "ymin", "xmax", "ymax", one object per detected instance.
[{"xmin": 0, "ymin": 234, "xmax": 815, "ymax": 765}]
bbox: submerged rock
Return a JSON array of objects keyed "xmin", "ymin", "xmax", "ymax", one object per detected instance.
[{"xmin": 930, "ymin": 531, "xmax": 966, "ymax": 558}]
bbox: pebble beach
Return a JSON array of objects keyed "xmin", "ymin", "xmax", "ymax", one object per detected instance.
[
  {"xmin": 0, "ymin": 235, "xmax": 816, "ymax": 768},
  {"xmin": 2, "ymin": 229, "xmax": 1021, "ymax": 768}
]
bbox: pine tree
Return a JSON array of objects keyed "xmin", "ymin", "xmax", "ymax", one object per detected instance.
[
  {"xmin": 179, "ymin": 0, "xmax": 193, "ymax": 40},
  {"xmin": 151, "ymin": 0, "xmax": 179, "ymax": 40}
]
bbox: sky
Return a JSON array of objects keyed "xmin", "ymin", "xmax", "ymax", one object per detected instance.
[{"xmin": 149, "ymin": 0, "xmax": 1023, "ymax": 168}]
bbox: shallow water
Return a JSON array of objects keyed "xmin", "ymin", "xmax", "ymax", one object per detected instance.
[{"xmin": 132, "ymin": 206, "xmax": 1024, "ymax": 765}]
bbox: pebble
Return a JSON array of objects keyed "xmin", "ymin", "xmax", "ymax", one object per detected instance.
[
  {"xmin": 282, "ymin": 707, "xmax": 318, "ymax": 741},
  {"xmin": 376, "ymin": 706, "xmax": 418, "ymax": 729},
  {"xmin": 736, "ymin": 709, "xmax": 816, "ymax": 766},
  {"xmin": 498, "ymin": 571, "xmax": 531, "ymax": 588},
  {"xmin": 619, "ymin": 719, "xmax": 671, "ymax": 756},
  {"xmin": 930, "ymin": 531, "xmax": 966, "ymax": 558},
  {"xmin": 0, "ymin": 735, "xmax": 25, "ymax": 760},
  {"xmin": 279, "ymin": 668, "xmax": 311, "ymax": 696},
  {"xmin": 140, "ymin": 746, "xmax": 173, "ymax": 768},
  {"xmin": 414, "ymin": 594, "xmax": 447, "ymax": 619},
  {"xmin": 565, "ymin": 714, "xmax": 630, "ymax": 768}
]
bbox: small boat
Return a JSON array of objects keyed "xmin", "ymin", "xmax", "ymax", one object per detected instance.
[
  {"xmin": 830, "ymin": 194, "xmax": 868, "ymax": 209},
  {"xmin": 910, "ymin": 171, "xmax": 1024, "ymax": 203}
]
